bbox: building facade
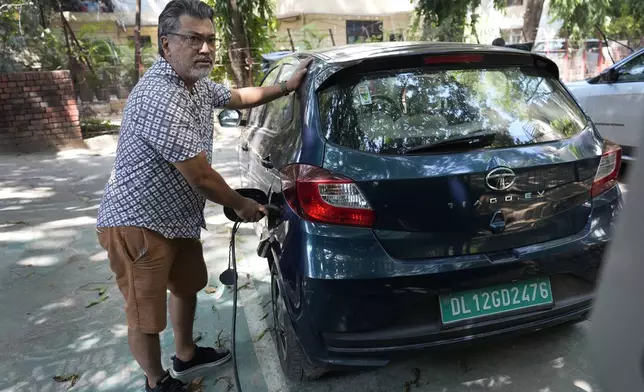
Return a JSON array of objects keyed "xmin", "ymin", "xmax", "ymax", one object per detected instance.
[{"xmin": 276, "ymin": 0, "xmax": 416, "ymax": 50}]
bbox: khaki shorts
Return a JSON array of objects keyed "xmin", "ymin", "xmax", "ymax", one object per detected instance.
[{"xmin": 97, "ymin": 226, "xmax": 208, "ymax": 334}]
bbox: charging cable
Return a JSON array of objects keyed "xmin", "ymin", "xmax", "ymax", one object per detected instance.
[
  {"xmin": 228, "ymin": 219, "xmax": 243, "ymax": 392},
  {"xmin": 220, "ymin": 205, "xmax": 281, "ymax": 392}
]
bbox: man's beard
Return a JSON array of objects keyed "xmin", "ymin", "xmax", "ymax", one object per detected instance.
[{"xmin": 180, "ymin": 56, "xmax": 213, "ymax": 82}]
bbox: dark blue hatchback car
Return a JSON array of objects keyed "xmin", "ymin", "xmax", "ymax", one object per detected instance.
[{"xmin": 219, "ymin": 42, "xmax": 623, "ymax": 381}]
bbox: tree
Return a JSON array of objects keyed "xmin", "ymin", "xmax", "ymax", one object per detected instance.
[
  {"xmin": 205, "ymin": 0, "xmax": 276, "ymax": 87},
  {"xmin": 548, "ymin": 0, "xmax": 612, "ymax": 42},
  {"xmin": 548, "ymin": 0, "xmax": 644, "ymax": 46},
  {"xmin": 0, "ymin": 0, "xmax": 66, "ymax": 73},
  {"xmin": 522, "ymin": 0, "xmax": 545, "ymax": 42},
  {"xmin": 414, "ymin": 0, "xmax": 505, "ymax": 42}
]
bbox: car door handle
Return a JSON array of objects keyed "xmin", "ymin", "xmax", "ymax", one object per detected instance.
[
  {"xmin": 240, "ymin": 143, "xmax": 249, "ymax": 151},
  {"xmin": 261, "ymin": 156, "xmax": 274, "ymax": 169}
]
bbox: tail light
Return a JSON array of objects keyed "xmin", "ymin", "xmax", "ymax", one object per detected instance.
[
  {"xmin": 280, "ymin": 164, "xmax": 375, "ymax": 227},
  {"xmin": 591, "ymin": 142, "xmax": 622, "ymax": 197},
  {"xmin": 423, "ymin": 54, "xmax": 484, "ymax": 65}
]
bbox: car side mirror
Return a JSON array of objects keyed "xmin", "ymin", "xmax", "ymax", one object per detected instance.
[
  {"xmin": 601, "ymin": 68, "xmax": 619, "ymax": 83},
  {"xmin": 218, "ymin": 109, "xmax": 242, "ymax": 127}
]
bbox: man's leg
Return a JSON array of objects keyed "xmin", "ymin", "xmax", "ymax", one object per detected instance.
[
  {"xmin": 168, "ymin": 238, "xmax": 231, "ymax": 381},
  {"xmin": 168, "ymin": 292, "xmax": 197, "ymax": 361},
  {"xmin": 128, "ymin": 330, "xmax": 165, "ymax": 387},
  {"xmin": 98, "ymin": 227, "xmax": 177, "ymax": 389}
]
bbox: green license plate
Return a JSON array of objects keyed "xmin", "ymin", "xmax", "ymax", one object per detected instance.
[{"xmin": 439, "ymin": 276, "xmax": 553, "ymax": 324}]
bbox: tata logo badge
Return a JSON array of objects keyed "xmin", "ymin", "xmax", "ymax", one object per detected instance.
[{"xmin": 485, "ymin": 167, "xmax": 516, "ymax": 191}]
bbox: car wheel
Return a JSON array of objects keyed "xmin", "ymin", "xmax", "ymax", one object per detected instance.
[{"xmin": 270, "ymin": 264, "xmax": 326, "ymax": 382}]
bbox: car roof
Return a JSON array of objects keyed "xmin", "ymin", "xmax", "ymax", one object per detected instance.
[
  {"xmin": 609, "ymin": 47, "xmax": 644, "ymax": 69},
  {"xmin": 298, "ymin": 42, "xmax": 540, "ymax": 66}
]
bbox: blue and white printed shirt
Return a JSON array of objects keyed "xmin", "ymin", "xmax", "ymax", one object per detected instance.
[{"xmin": 96, "ymin": 57, "xmax": 232, "ymax": 239}]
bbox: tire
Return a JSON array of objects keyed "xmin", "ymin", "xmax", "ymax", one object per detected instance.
[{"xmin": 270, "ymin": 264, "xmax": 327, "ymax": 382}]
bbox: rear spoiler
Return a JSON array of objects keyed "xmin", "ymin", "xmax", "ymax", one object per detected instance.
[{"xmin": 315, "ymin": 50, "xmax": 559, "ymax": 91}]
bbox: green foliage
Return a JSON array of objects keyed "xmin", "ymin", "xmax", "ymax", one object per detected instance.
[
  {"xmin": 548, "ymin": 0, "xmax": 644, "ymax": 44},
  {"xmin": 414, "ymin": 0, "xmax": 505, "ymax": 42},
  {"xmin": 0, "ymin": 0, "xmax": 66, "ymax": 72},
  {"xmin": 548, "ymin": 0, "xmax": 612, "ymax": 41},
  {"xmin": 203, "ymin": 0, "xmax": 277, "ymax": 85},
  {"xmin": 300, "ymin": 23, "xmax": 329, "ymax": 50},
  {"xmin": 80, "ymin": 117, "xmax": 120, "ymax": 138}
]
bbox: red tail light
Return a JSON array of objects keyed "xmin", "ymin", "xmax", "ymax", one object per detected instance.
[
  {"xmin": 280, "ymin": 164, "xmax": 375, "ymax": 227},
  {"xmin": 591, "ymin": 143, "xmax": 622, "ymax": 197},
  {"xmin": 423, "ymin": 54, "xmax": 484, "ymax": 65}
]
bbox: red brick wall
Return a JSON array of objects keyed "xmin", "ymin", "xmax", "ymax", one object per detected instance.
[{"xmin": 0, "ymin": 70, "xmax": 86, "ymax": 153}]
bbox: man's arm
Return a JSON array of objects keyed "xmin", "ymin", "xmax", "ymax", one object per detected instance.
[
  {"xmin": 225, "ymin": 57, "xmax": 312, "ymax": 110},
  {"xmin": 173, "ymin": 151, "xmax": 265, "ymax": 221}
]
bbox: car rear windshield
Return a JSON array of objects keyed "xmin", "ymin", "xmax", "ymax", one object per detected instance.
[{"xmin": 317, "ymin": 67, "xmax": 588, "ymax": 154}]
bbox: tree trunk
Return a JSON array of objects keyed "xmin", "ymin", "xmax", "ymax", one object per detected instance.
[
  {"xmin": 134, "ymin": 0, "xmax": 142, "ymax": 83},
  {"xmin": 522, "ymin": 0, "xmax": 546, "ymax": 42},
  {"xmin": 226, "ymin": 0, "xmax": 252, "ymax": 88}
]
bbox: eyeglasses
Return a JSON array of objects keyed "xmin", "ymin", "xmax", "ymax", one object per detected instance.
[{"xmin": 167, "ymin": 33, "xmax": 219, "ymax": 50}]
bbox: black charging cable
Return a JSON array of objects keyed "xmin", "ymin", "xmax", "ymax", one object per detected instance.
[
  {"xmin": 229, "ymin": 219, "xmax": 243, "ymax": 392},
  {"xmin": 220, "ymin": 205, "xmax": 281, "ymax": 392}
]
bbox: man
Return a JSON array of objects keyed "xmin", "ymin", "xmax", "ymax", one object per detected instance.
[{"xmin": 95, "ymin": 0, "xmax": 311, "ymax": 391}]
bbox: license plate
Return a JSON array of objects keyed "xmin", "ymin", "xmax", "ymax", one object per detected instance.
[{"xmin": 439, "ymin": 277, "xmax": 553, "ymax": 324}]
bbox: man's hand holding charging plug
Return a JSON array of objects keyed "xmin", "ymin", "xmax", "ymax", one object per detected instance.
[{"xmin": 234, "ymin": 198, "xmax": 267, "ymax": 223}]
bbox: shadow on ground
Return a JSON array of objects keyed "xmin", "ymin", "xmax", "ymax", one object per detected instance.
[{"xmin": 0, "ymin": 132, "xmax": 267, "ymax": 392}]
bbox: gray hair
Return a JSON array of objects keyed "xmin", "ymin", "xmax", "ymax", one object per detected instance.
[{"xmin": 157, "ymin": 0, "xmax": 215, "ymax": 57}]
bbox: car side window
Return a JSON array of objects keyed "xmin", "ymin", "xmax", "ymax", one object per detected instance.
[
  {"xmin": 248, "ymin": 66, "xmax": 282, "ymax": 126},
  {"xmin": 259, "ymin": 64, "xmax": 296, "ymax": 130},
  {"xmin": 618, "ymin": 53, "xmax": 644, "ymax": 83}
]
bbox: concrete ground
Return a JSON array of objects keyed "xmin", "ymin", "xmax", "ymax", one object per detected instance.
[{"xmin": 0, "ymin": 128, "xmax": 610, "ymax": 392}]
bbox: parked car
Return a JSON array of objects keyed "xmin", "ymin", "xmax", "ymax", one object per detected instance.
[
  {"xmin": 566, "ymin": 48, "xmax": 644, "ymax": 161},
  {"xmin": 218, "ymin": 42, "xmax": 624, "ymax": 381}
]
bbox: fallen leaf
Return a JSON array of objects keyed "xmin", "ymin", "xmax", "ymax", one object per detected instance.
[
  {"xmin": 193, "ymin": 332, "xmax": 203, "ymax": 343},
  {"xmin": 204, "ymin": 286, "xmax": 217, "ymax": 294},
  {"xmin": 75, "ymin": 281, "xmax": 116, "ymax": 293},
  {"xmin": 216, "ymin": 330, "xmax": 227, "ymax": 348},
  {"xmin": 7, "ymin": 220, "xmax": 27, "ymax": 225},
  {"xmin": 53, "ymin": 374, "xmax": 80, "ymax": 388},
  {"xmin": 189, "ymin": 376, "xmax": 205, "ymax": 392},
  {"xmin": 88, "ymin": 286, "xmax": 108, "ymax": 296},
  {"xmin": 253, "ymin": 328, "xmax": 270, "ymax": 343},
  {"xmin": 86, "ymin": 295, "xmax": 109, "ymax": 308},
  {"xmin": 107, "ymin": 275, "xmax": 114, "ymax": 280},
  {"xmin": 236, "ymin": 283, "xmax": 250, "ymax": 291},
  {"xmin": 214, "ymin": 376, "xmax": 233, "ymax": 392},
  {"xmin": 260, "ymin": 313, "xmax": 269, "ymax": 321},
  {"xmin": 412, "ymin": 368, "xmax": 421, "ymax": 386},
  {"xmin": 261, "ymin": 300, "xmax": 271, "ymax": 308}
]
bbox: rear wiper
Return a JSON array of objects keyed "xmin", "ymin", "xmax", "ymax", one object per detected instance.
[{"xmin": 403, "ymin": 131, "xmax": 497, "ymax": 154}]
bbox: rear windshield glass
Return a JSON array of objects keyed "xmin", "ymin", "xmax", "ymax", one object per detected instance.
[{"xmin": 317, "ymin": 67, "xmax": 588, "ymax": 154}]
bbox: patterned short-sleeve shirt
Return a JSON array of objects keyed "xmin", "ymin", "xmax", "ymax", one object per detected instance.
[{"xmin": 96, "ymin": 57, "xmax": 232, "ymax": 239}]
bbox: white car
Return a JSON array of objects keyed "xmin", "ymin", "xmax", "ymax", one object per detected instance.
[{"xmin": 566, "ymin": 48, "xmax": 644, "ymax": 162}]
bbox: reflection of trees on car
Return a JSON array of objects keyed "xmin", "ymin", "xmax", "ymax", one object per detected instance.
[{"xmin": 318, "ymin": 67, "xmax": 589, "ymax": 155}]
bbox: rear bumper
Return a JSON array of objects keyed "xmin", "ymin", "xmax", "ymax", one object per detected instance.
[
  {"xmin": 281, "ymin": 186, "xmax": 622, "ymax": 369},
  {"xmin": 296, "ymin": 249, "xmax": 600, "ymax": 369},
  {"xmin": 315, "ymin": 304, "xmax": 590, "ymax": 368}
]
